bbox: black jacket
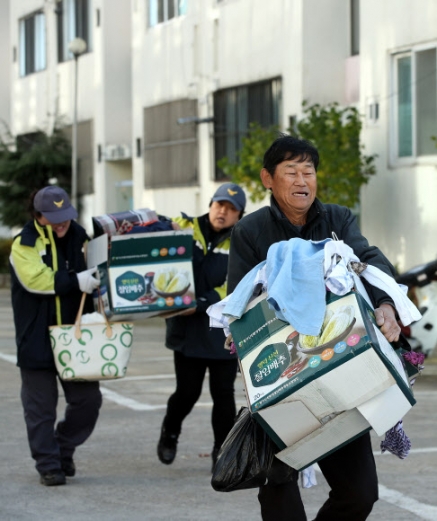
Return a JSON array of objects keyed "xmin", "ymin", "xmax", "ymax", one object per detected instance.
[
  {"xmin": 165, "ymin": 213, "xmax": 236, "ymax": 359},
  {"xmin": 10, "ymin": 220, "xmax": 92, "ymax": 369},
  {"xmin": 227, "ymin": 197, "xmax": 396, "ymax": 309}
]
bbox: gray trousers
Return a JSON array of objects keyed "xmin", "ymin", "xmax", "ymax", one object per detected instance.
[{"xmin": 20, "ymin": 368, "xmax": 102, "ymax": 474}]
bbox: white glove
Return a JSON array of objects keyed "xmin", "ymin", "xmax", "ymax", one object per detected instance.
[{"xmin": 77, "ymin": 267, "xmax": 100, "ymax": 294}]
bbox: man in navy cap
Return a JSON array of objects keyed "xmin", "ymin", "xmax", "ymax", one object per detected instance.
[
  {"xmin": 10, "ymin": 186, "xmax": 102, "ymax": 486},
  {"xmin": 157, "ymin": 182, "xmax": 246, "ymax": 471}
]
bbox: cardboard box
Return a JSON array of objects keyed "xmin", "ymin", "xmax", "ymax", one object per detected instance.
[
  {"xmin": 229, "ymin": 290, "xmax": 416, "ymax": 470},
  {"xmin": 87, "ymin": 230, "xmax": 196, "ymax": 320}
]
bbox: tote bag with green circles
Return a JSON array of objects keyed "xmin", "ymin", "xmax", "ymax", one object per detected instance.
[{"xmin": 50, "ymin": 292, "xmax": 134, "ymax": 381}]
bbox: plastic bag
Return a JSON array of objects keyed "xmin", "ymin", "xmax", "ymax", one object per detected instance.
[{"xmin": 211, "ymin": 407, "xmax": 295, "ymax": 492}]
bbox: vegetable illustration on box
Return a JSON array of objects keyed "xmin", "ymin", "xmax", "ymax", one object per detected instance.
[
  {"xmin": 248, "ymin": 305, "xmax": 356, "ymax": 387},
  {"xmin": 152, "ymin": 268, "xmax": 191, "ymax": 297},
  {"xmin": 297, "ymin": 305, "xmax": 356, "ymax": 355}
]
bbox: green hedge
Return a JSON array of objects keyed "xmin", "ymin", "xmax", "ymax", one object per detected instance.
[{"xmin": 0, "ymin": 238, "xmax": 13, "ymax": 273}]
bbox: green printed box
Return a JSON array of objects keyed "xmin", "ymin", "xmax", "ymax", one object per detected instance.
[
  {"xmin": 229, "ymin": 291, "xmax": 416, "ymax": 469},
  {"xmin": 87, "ymin": 230, "xmax": 196, "ymax": 320}
]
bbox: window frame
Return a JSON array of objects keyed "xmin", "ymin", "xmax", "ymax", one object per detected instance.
[
  {"xmin": 56, "ymin": 0, "xmax": 92, "ymax": 63},
  {"xmin": 148, "ymin": 0, "xmax": 187, "ymax": 28},
  {"xmin": 19, "ymin": 10, "xmax": 46, "ymax": 77},
  {"xmin": 213, "ymin": 77, "xmax": 282, "ymax": 181},
  {"xmin": 390, "ymin": 42, "xmax": 437, "ymax": 166}
]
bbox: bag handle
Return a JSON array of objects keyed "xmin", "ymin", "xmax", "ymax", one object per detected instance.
[{"xmin": 74, "ymin": 291, "xmax": 114, "ymax": 340}]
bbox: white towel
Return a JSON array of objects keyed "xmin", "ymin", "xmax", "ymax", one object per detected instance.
[{"xmin": 323, "ymin": 240, "xmax": 421, "ymax": 326}]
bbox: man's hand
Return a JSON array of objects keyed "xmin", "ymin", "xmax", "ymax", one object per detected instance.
[{"xmin": 374, "ymin": 303, "xmax": 400, "ymax": 343}]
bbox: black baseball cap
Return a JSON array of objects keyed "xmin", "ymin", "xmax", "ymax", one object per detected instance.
[
  {"xmin": 34, "ymin": 186, "xmax": 78, "ymax": 224},
  {"xmin": 211, "ymin": 182, "xmax": 246, "ymax": 211}
]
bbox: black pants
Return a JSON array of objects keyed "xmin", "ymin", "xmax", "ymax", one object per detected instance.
[
  {"xmin": 258, "ymin": 432, "xmax": 379, "ymax": 521},
  {"xmin": 20, "ymin": 368, "xmax": 102, "ymax": 474},
  {"xmin": 163, "ymin": 351, "xmax": 238, "ymax": 449}
]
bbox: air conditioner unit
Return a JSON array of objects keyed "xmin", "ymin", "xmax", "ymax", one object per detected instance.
[{"xmin": 104, "ymin": 144, "xmax": 132, "ymax": 161}]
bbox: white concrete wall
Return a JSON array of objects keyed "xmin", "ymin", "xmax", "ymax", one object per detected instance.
[
  {"xmin": 102, "ymin": 0, "xmax": 132, "ymax": 145},
  {"xmin": 302, "ymin": 0, "xmax": 349, "ymax": 107},
  {"xmin": 91, "ymin": 0, "xmax": 133, "ymax": 220},
  {"xmin": 359, "ymin": 0, "xmax": 437, "ymax": 270},
  {"xmin": 132, "ymin": 0, "xmax": 203, "ymax": 216},
  {"xmin": 132, "ymin": 0, "xmax": 275, "ymax": 216}
]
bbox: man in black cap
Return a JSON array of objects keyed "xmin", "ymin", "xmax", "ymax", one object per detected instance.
[
  {"xmin": 10, "ymin": 186, "xmax": 102, "ymax": 486},
  {"xmin": 227, "ymin": 135, "xmax": 400, "ymax": 521},
  {"xmin": 157, "ymin": 182, "xmax": 246, "ymax": 471}
]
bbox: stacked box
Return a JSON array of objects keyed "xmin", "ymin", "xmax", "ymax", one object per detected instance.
[
  {"xmin": 86, "ymin": 230, "xmax": 196, "ymax": 320},
  {"xmin": 229, "ymin": 290, "xmax": 415, "ymax": 470}
]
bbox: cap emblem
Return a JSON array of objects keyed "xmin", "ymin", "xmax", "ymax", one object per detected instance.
[
  {"xmin": 227, "ymin": 188, "xmax": 238, "ymax": 196},
  {"xmin": 53, "ymin": 199, "xmax": 64, "ymax": 208}
]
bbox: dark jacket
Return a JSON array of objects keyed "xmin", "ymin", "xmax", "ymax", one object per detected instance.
[
  {"xmin": 227, "ymin": 197, "xmax": 396, "ymax": 309},
  {"xmin": 165, "ymin": 213, "xmax": 236, "ymax": 359},
  {"xmin": 10, "ymin": 219, "xmax": 92, "ymax": 369}
]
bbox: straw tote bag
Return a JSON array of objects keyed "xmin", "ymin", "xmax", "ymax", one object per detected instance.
[{"xmin": 49, "ymin": 292, "xmax": 134, "ymax": 381}]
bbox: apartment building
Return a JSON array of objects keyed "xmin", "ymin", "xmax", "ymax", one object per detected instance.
[
  {"xmin": 133, "ymin": 0, "xmax": 437, "ymax": 270},
  {"xmin": 132, "ymin": 0, "xmax": 353, "ymax": 216},
  {"xmin": 5, "ymin": 0, "xmax": 437, "ymax": 270},
  {"xmin": 7, "ymin": 0, "xmax": 352, "ymax": 230}
]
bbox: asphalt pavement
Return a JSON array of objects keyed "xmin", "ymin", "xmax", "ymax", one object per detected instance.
[{"xmin": 0, "ymin": 288, "xmax": 437, "ymax": 521}]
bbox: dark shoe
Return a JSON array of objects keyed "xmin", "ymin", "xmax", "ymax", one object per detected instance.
[
  {"xmin": 211, "ymin": 447, "xmax": 219, "ymax": 474},
  {"xmin": 39, "ymin": 470, "xmax": 66, "ymax": 486},
  {"xmin": 157, "ymin": 426, "xmax": 178, "ymax": 465},
  {"xmin": 61, "ymin": 458, "xmax": 76, "ymax": 477}
]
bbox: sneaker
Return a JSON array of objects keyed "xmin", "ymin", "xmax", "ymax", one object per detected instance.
[
  {"xmin": 39, "ymin": 470, "xmax": 66, "ymax": 486},
  {"xmin": 157, "ymin": 426, "xmax": 178, "ymax": 465},
  {"xmin": 61, "ymin": 458, "xmax": 76, "ymax": 477}
]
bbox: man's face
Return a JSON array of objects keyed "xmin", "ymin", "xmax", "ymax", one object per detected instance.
[
  {"xmin": 37, "ymin": 216, "xmax": 72, "ymax": 238},
  {"xmin": 208, "ymin": 201, "xmax": 240, "ymax": 232},
  {"xmin": 261, "ymin": 158, "xmax": 317, "ymax": 218}
]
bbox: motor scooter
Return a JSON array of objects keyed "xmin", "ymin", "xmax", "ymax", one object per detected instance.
[{"xmin": 395, "ymin": 259, "xmax": 437, "ymax": 358}]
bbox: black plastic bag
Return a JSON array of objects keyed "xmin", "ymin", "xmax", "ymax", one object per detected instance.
[{"xmin": 211, "ymin": 407, "xmax": 295, "ymax": 492}]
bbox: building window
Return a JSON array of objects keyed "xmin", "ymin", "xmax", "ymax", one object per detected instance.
[
  {"xmin": 143, "ymin": 99, "xmax": 198, "ymax": 188},
  {"xmin": 148, "ymin": 0, "xmax": 187, "ymax": 27},
  {"xmin": 393, "ymin": 47, "xmax": 437, "ymax": 158},
  {"xmin": 350, "ymin": 0, "xmax": 359, "ymax": 56},
  {"xmin": 213, "ymin": 77, "xmax": 282, "ymax": 180},
  {"xmin": 19, "ymin": 11, "xmax": 46, "ymax": 76},
  {"xmin": 56, "ymin": 0, "xmax": 92, "ymax": 62}
]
